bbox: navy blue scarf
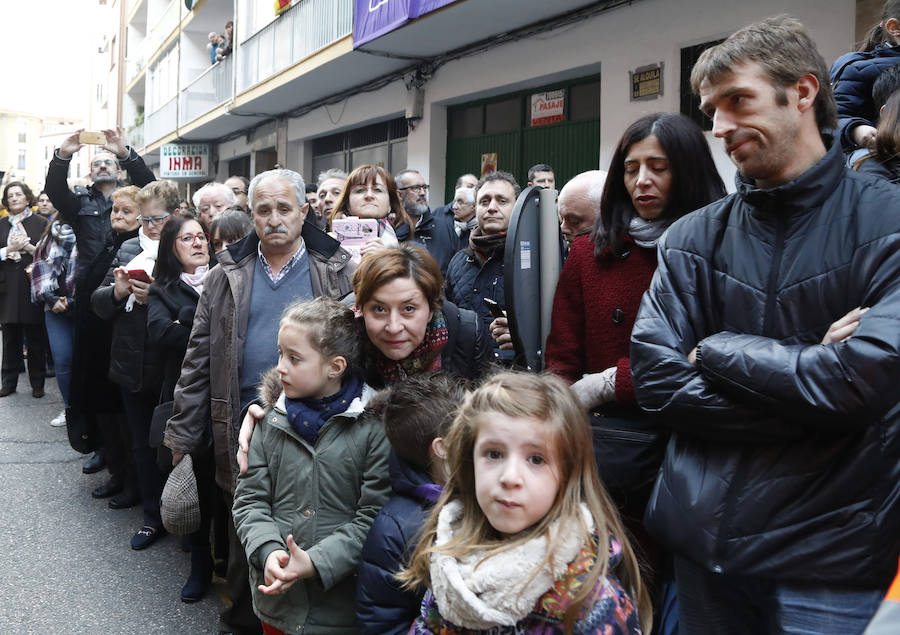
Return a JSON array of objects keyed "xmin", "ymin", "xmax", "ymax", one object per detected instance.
[{"xmin": 284, "ymin": 372, "xmax": 364, "ymax": 446}]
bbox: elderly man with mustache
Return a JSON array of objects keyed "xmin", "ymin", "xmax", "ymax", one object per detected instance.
[{"xmin": 163, "ymin": 168, "xmax": 353, "ymax": 634}]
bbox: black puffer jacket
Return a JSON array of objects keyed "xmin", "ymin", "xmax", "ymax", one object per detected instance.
[
  {"xmin": 356, "ymin": 452, "xmax": 437, "ymax": 635},
  {"xmin": 630, "ymin": 135, "xmax": 900, "ymax": 587},
  {"xmin": 90, "ymin": 237, "xmax": 164, "ymax": 395},
  {"xmin": 444, "ymin": 244, "xmax": 504, "ymax": 339},
  {"xmin": 830, "ymin": 43, "xmax": 900, "ymax": 151}
]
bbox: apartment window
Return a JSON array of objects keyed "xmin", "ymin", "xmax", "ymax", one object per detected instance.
[
  {"xmin": 311, "ymin": 117, "xmax": 408, "ymax": 179},
  {"xmin": 18, "ymin": 150, "xmax": 26, "ymax": 170},
  {"xmin": 17, "ymin": 118, "xmax": 27, "ymax": 143},
  {"xmin": 680, "ymin": 39, "xmax": 724, "ymax": 130}
]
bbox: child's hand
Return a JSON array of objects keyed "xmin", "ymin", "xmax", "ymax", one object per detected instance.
[
  {"xmin": 258, "ymin": 535, "xmax": 315, "ymax": 595},
  {"xmin": 260, "ymin": 549, "xmax": 294, "ymax": 595},
  {"xmin": 282, "ymin": 534, "xmax": 316, "ymax": 579}
]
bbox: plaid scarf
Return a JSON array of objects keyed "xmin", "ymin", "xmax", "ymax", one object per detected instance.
[
  {"xmin": 30, "ymin": 221, "xmax": 77, "ymax": 305},
  {"xmin": 373, "ymin": 309, "xmax": 449, "ymax": 385}
]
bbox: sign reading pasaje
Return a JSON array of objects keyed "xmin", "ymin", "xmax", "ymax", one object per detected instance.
[
  {"xmin": 160, "ymin": 143, "xmax": 209, "ymax": 178},
  {"xmin": 530, "ymin": 90, "xmax": 565, "ymax": 127}
]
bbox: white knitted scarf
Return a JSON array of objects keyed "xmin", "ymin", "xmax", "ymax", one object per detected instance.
[{"xmin": 429, "ymin": 500, "xmax": 592, "ymax": 630}]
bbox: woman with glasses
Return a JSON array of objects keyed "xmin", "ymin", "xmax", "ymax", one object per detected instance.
[
  {"xmin": 328, "ymin": 165, "xmax": 414, "ymax": 258},
  {"xmin": 148, "ymin": 215, "xmax": 216, "ymax": 602},
  {"xmin": 92, "ymin": 180, "xmax": 178, "ymax": 551}
]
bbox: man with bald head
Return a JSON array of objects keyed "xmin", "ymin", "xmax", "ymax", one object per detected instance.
[
  {"xmin": 558, "ymin": 170, "xmax": 607, "ymax": 244},
  {"xmin": 165, "ymin": 169, "xmax": 353, "ymax": 634}
]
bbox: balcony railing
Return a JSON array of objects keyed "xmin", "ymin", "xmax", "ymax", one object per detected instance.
[
  {"xmin": 179, "ymin": 55, "xmax": 234, "ymax": 125},
  {"xmin": 237, "ymin": 0, "xmax": 352, "ymax": 94},
  {"xmin": 145, "ymin": 96, "xmax": 177, "ymax": 144},
  {"xmin": 127, "ymin": 123, "xmax": 145, "ymax": 150},
  {"xmin": 146, "ymin": 0, "xmax": 180, "ymax": 57},
  {"xmin": 124, "ymin": 54, "xmax": 146, "ymax": 87}
]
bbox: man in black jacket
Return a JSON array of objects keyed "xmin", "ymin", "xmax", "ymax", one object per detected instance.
[
  {"xmin": 45, "ymin": 128, "xmax": 155, "ymax": 476},
  {"xmin": 395, "ymin": 168, "xmax": 464, "ymax": 274},
  {"xmin": 45, "ymin": 127, "xmax": 155, "ymax": 285},
  {"xmin": 631, "ymin": 16, "xmax": 900, "ymax": 634}
]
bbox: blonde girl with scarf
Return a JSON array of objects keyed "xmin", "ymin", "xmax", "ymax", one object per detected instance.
[{"xmin": 398, "ymin": 372, "xmax": 651, "ymax": 635}]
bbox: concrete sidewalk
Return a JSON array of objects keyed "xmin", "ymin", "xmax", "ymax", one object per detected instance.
[{"xmin": 0, "ymin": 377, "xmax": 223, "ymax": 633}]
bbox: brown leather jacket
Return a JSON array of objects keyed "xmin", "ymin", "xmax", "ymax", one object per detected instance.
[{"xmin": 164, "ymin": 224, "xmax": 354, "ymax": 494}]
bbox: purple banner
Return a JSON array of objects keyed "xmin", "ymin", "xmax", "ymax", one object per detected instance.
[
  {"xmin": 409, "ymin": 0, "xmax": 458, "ymax": 19},
  {"xmin": 353, "ymin": 0, "xmax": 459, "ymax": 48}
]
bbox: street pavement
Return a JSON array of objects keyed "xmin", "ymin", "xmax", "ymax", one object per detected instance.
[{"xmin": 0, "ymin": 375, "xmax": 224, "ymax": 633}]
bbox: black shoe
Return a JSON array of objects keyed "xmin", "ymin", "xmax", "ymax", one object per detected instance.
[
  {"xmin": 32, "ymin": 387, "xmax": 45, "ymax": 398},
  {"xmin": 108, "ymin": 489, "xmax": 140, "ymax": 509},
  {"xmin": 181, "ymin": 552, "xmax": 213, "ymax": 602},
  {"xmin": 82, "ymin": 451, "xmax": 106, "ymax": 474},
  {"xmin": 131, "ymin": 525, "xmax": 165, "ymax": 550},
  {"xmin": 91, "ymin": 478, "xmax": 123, "ymax": 499},
  {"xmin": 0, "ymin": 386, "xmax": 15, "ymax": 397}
]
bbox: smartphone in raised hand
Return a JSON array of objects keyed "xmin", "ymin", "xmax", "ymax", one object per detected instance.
[{"xmin": 79, "ymin": 131, "xmax": 108, "ymax": 145}]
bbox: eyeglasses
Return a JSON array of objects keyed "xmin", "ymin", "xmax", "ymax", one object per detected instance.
[
  {"xmin": 138, "ymin": 213, "xmax": 171, "ymax": 226},
  {"xmin": 92, "ymin": 159, "xmax": 117, "ymax": 167},
  {"xmin": 231, "ymin": 187, "xmax": 247, "ymax": 195},
  {"xmin": 399, "ymin": 184, "xmax": 429, "ymax": 192},
  {"xmin": 177, "ymin": 232, "xmax": 210, "ymax": 245}
]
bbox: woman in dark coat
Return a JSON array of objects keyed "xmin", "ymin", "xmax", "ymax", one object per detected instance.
[
  {"xmin": 545, "ymin": 113, "xmax": 726, "ymax": 634},
  {"xmin": 92, "ymin": 180, "xmax": 177, "ymax": 551},
  {"xmin": 147, "ymin": 215, "xmax": 216, "ymax": 602},
  {"xmin": 0, "ymin": 182, "xmax": 49, "ymax": 397}
]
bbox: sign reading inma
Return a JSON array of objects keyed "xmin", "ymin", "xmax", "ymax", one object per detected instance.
[{"xmin": 160, "ymin": 143, "xmax": 210, "ymax": 178}]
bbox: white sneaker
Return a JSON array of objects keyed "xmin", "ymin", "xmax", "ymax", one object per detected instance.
[{"xmin": 50, "ymin": 410, "xmax": 67, "ymax": 427}]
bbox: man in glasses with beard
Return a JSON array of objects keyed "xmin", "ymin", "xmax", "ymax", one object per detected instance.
[
  {"xmin": 164, "ymin": 169, "xmax": 353, "ymax": 635},
  {"xmin": 44, "ymin": 127, "xmax": 155, "ymax": 475}
]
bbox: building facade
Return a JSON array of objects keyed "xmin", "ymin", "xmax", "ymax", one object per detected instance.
[{"xmin": 112, "ymin": 0, "xmax": 858, "ymax": 203}]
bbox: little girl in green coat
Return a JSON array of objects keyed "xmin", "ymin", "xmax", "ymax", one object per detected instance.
[{"xmin": 233, "ymin": 296, "xmax": 390, "ymax": 634}]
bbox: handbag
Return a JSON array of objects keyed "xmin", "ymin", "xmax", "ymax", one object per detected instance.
[{"xmin": 589, "ymin": 404, "xmax": 668, "ymax": 515}]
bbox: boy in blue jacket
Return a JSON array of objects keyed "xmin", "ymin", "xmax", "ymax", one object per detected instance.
[{"xmin": 355, "ymin": 373, "xmax": 467, "ymax": 635}]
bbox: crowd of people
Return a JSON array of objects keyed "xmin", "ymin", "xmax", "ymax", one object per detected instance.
[{"xmin": 3, "ymin": 9, "xmax": 900, "ymax": 635}]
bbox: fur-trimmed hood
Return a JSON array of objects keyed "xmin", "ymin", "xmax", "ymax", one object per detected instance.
[{"xmin": 258, "ymin": 367, "xmax": 284, "ymax": 411}]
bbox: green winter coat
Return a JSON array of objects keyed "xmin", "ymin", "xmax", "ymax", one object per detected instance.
[{"xmin": 233, "ymin": 368, "xmax": 391, "ymax": 634}]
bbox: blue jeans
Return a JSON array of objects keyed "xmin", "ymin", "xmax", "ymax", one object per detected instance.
[
  {"xmin": 675, "ymin": 556, "xmax": 884, "ymax": 634},
  {"xmin": 44, "ymin": 310, "xmax": 74, "ymax": 406}
]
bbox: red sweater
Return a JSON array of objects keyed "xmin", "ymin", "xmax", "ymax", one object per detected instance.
[{"xmin": 545, "ymin": 234, "xmax": 658, "ymax": 404}]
